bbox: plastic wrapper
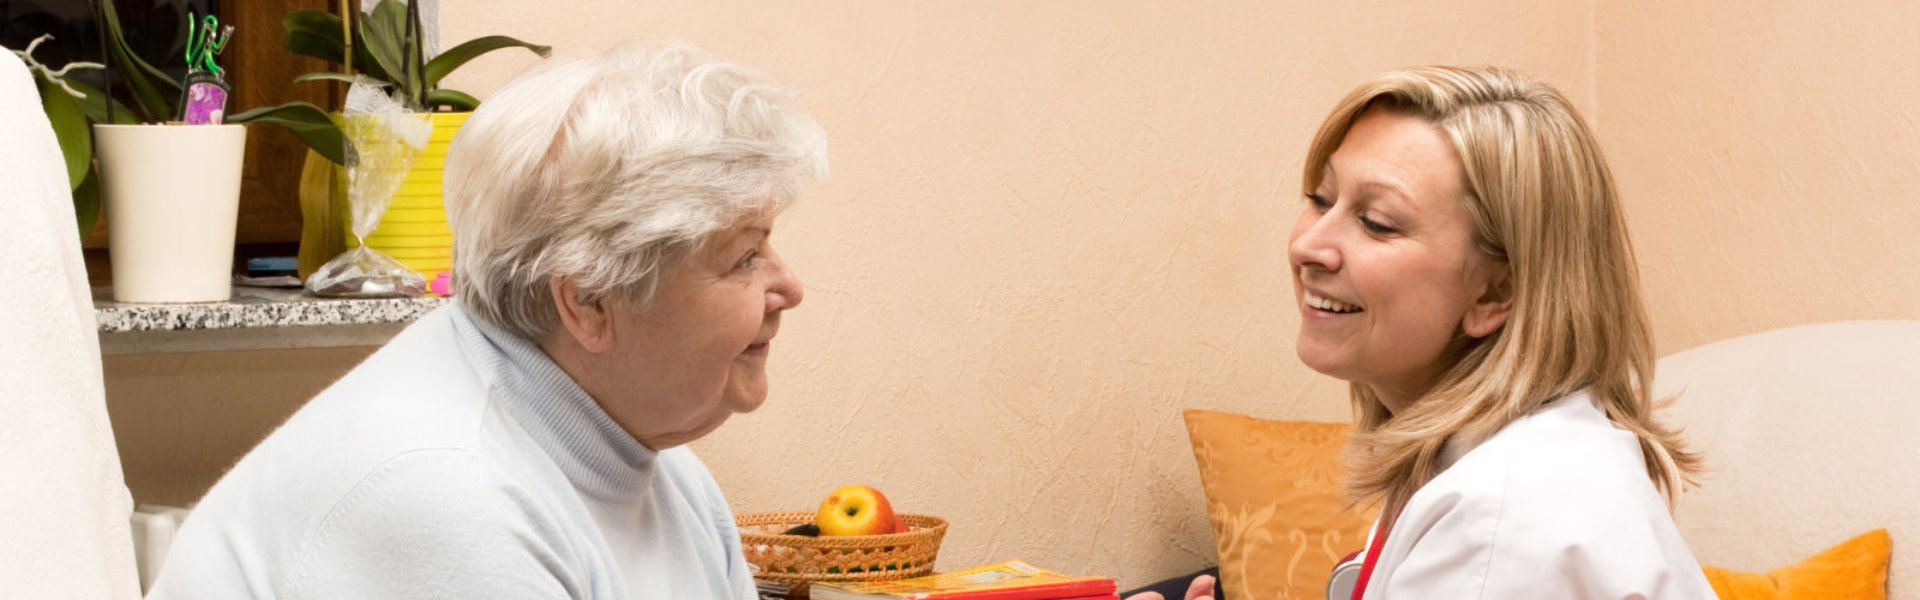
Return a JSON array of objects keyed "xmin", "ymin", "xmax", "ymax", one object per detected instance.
[
  {"xmin": 306, "ymin": 79, "xmax": 433, "ymax": 297},
  {"xmin": 306, "ymin": 246, "xmax": 426, "ymax": 297}
]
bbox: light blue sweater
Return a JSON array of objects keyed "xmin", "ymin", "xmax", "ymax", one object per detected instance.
[{"xmin": 148, "ymin": 304, "xmax": 759, "ymax": 599}]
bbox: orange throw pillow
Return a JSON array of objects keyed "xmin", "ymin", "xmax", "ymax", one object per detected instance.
[
  {"xmin": 1184, "ymin": 410, "xmax": 1376, "ymax": 600},
  {"xmin": 1703, "ymin": 529, "xmax": 1891, "ymax": 600}
]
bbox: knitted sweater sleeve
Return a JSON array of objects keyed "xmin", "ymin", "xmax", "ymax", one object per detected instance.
[{"xmin": 283, "ymin": 449, "xmax": 583, "ymax": 599}]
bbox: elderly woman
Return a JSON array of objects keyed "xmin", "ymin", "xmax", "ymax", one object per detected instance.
[
  {"xmin": 1298, "ymin": 67, "xmax": 1712, "ymax": 598},
  {"xmin": 148, "ymin": 42, "xmax": 822, "ymax": 598}
]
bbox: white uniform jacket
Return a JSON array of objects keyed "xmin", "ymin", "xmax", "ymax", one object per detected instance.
[{"xmin": 1357, "ymin": 391, "xmax": 1715, "ymax": 599}]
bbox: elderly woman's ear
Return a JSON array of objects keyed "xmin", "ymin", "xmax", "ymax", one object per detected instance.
[{"xmin": 550, "ymin": 275, "xmax": 616, "ymax": 353}]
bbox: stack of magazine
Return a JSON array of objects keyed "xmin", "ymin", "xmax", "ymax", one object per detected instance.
[
  {"xmin": 755, "ymin": 578, "xmax": 798, "ymax": 600},
  {"xmin": 809, "ymin": 560, "xmax": 1118, "ymax": 600}
]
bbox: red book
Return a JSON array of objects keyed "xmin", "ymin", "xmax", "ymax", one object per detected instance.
[{"xmin": 809, "ymin": 560, "xmax": 1118, "ymax": 600}]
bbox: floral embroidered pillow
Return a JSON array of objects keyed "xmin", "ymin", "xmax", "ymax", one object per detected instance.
[{"xmin": 1184, "ymin": 410, "xmax": 1376, "ymax": 600}]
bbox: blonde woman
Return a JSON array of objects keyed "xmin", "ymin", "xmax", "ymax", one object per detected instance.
[{"xmin": 1286, "ymin": 66, "xmax": 1714, "ymax": 598}]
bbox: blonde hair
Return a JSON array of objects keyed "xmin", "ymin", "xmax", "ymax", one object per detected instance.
[
  {"xmin": 1302, "ymin": 66, "xmax": 1700, "ymax": 514},
  {"xmin": 446, "ymin": 41, "xmax": 827, "ymax": 341}
]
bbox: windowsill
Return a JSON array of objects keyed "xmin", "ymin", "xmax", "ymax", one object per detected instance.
[{"xmin": 94, "ymin": 286, "xmax": 448, "ymax": 355}]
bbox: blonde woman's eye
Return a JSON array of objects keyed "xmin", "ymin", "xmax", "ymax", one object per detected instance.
[
  {"xmin": 1360, "ymin": 215, "xmax": 1397, "ymax": 235},
  {"xmin": 1306, "ymin": 193, "xmax": 1333, "ymax": 211}
]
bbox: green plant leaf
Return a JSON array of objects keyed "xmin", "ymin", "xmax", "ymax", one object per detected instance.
[
  {"xmin": 62, "ymin": 76, "xmax": 139, "ymax": 125},
  {"xmin": 424, "ymin": 88, "xmax": 480, "ymax": 112},
  {"xmin": 294, "ymin": 72, "xmax": 364, "ymax": 85},
  {"xmin": 34, "ymin": 74, "xmax": 92, "ymax": 190},
  {"xmin": 73, "ymin": 167, "xmax": 101, "ymax": 239},
  {"xmin": 228, "ymin": 101, "xmax": 351, "ymax": 166},
  {"xmin": 283, "ymin": 10, "xmax": 348, "ymax": 65},
  {"xmin": 98, "ymin": 0, "xmax": 183, "ymax": 121},
  {"xmin": 423, "ymin": 36, "xmax": 551, "ymax": 90},
  {"xmin": 350, "ymin": 25, "xmax": 391, "ymax": 83},
  {"xmin": 405, "ymin": 0, "xmax": 425, "ymax": 108},
  {"xmin": 359, "ymin": 0, "xmax": 411, "ymax": 100}
]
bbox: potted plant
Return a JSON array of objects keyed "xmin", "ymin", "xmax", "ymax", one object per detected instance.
[
  {"xmin": 8, "ymin": 4, "xmax": 346, "ymax": 240},
  {"xmin": 281, "ymin": 0, "xmax": 549, "ymax": 279},
  {"xmin": 17, "ymin": 1, "xmax": 351, "ymax": 302}
]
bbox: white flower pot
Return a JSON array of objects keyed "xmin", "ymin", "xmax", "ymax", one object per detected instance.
[{"xmin": 95, "ymin": 123, "xmax": 247, "ymax": 303}]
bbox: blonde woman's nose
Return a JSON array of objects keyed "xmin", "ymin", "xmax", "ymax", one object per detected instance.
[{"xmin": 1288, "ymin": 209, "xmax": 1342, "ymax": 272}]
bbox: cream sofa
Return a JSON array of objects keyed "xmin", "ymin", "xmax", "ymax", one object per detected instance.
[{"xmin": 1658, "ymin": 320, "xmax": 1919, "ymax": 597}]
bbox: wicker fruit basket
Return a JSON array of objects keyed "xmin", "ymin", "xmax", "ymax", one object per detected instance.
[{"xmin": 738, "ymin": 511, "xmax": 948, "ymax": 591}]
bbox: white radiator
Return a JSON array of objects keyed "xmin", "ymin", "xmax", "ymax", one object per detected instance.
[{"xmin": 129, "ymin": 504, "xmax": 192, "ymax": 593}]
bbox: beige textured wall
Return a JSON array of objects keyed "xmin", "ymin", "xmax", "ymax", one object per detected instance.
[
  {"xmin": 1597, "ymin": 1, "xmax": 1920, "ymax": 353},
  {"xmin": 443, "ymin": 1, "xmax": 1592, "ymax": 585}
]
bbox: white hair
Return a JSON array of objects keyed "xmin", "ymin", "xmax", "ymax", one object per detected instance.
[{"xmin": 445, "ymin": 41, "xmax": 827, "ymax": 341}]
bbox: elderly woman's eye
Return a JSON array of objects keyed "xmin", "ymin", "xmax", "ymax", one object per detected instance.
[{"xmin": 734, "ymin": 251, "xmax": 760, "ymax": 270}]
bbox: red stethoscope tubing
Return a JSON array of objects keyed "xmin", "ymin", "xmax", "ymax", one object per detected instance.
[{"xmin": 1347, "ymin": 525, "xmax": 1389, "ymax": 600}]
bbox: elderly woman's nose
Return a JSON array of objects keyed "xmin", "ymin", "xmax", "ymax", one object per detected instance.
[{"xmin": 767, "ymin": 257, "xmax": 804, "ymax": 311}]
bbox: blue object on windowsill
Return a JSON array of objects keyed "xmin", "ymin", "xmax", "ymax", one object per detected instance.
[{"xmin": 246, "ymin": 256, "xmax": 296, "ymax": 277}]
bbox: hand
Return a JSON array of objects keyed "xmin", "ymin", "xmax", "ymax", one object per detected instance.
[{"xmin": 1124, "ymin": 573, "xmax": 1215, "ymax": 600}]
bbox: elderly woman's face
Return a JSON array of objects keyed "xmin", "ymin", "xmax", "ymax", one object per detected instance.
[
  {"xmin": 599, "ymin": 214, "xmax": 804, "ymax": 449},
  {"xmin": 1289, "ymin": 108, "xmax": 1507, "ymax": 412}
]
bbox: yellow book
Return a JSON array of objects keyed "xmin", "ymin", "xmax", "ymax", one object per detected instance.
[{"xmin": 809, "ymin": 560, "xmax": 1117, "ymax": 600}]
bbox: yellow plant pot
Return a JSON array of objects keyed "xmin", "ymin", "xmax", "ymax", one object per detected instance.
[
  {"xmin": 379, "ymin": 207, "xmax": 450, "ymax": 224},
  {"xmin": 362, "ymin": 220, "xmax": 452, "ymax": 236},
  {"xmin": 360, "ymin": 234, "xmax": 454, "ymax": 248},
  {"xmin": 297, "ymin": 111, "xmax": 470, "ymax": 279},
  {"xmin": 352, "ymin": 245, "xmax": 450, "ymax": 260}
]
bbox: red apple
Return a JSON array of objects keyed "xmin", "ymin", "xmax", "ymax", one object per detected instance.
[{"xmin": 815, "ymin": 485, "xmax": 899, "ymax": 536}]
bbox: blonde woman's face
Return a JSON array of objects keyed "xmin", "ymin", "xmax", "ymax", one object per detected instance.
[{"xmin": 1289, "ymin": 108, "xmax": 1507, "ymax": 412}]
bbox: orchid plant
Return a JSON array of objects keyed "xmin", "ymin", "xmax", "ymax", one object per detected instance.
[
  {"xmin": 10, "ymin": 1, "xmax": 348, "ymax": 237},
  {"xmin": 283, "ymin": 0, "xmax": 551, "ymax": 112}
]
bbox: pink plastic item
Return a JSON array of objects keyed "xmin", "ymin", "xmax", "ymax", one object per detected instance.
[{"xmin": 429, "ymin": 271, "xmax": 454, "ymax": 296}]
